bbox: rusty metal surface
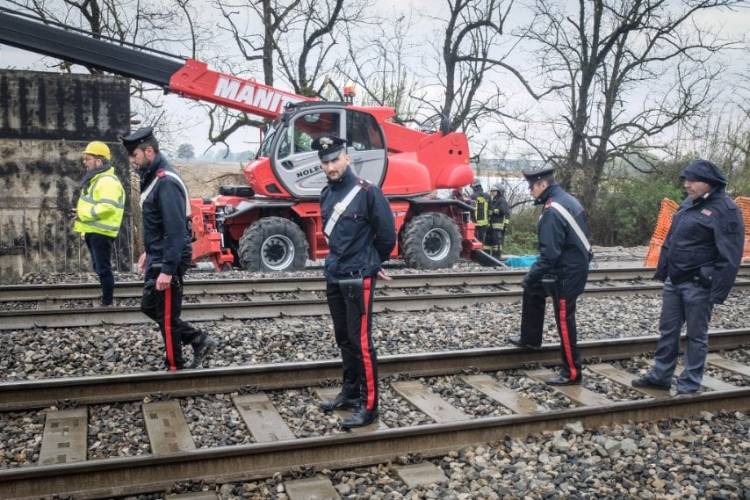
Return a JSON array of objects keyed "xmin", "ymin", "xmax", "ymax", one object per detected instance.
[
  {"xmin": 1, "ymin": 329, "xmax": 748, "ymax": 412},
  {"xmin": 4, "ymin": 279, "xmax": 749, "ymax": 331},
  {"xmin": 1, "ymin": 388, "xmax": 748, "ymax": 499}
]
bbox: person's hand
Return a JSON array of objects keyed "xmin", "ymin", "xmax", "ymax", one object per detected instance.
[
  {"xmin": 138, "ymin": 252, "xmax": 147, "ymax": 273},
  {"xmin": 377, "ymin": 269, "xmax": 393, "ymax": 281},
  {"xmin": 156, "ymin": 272, "xmax": 173, "ymax": 291}
]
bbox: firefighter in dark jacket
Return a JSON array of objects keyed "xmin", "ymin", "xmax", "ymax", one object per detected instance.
[
  {"xmin": 315, "ymin": 135, "xmax": 396, "ymax": 429},
  {"xmin": 121, "ymin": 127, "xmax": 218, "ymax": 371},
  {"xmin": 487, "ymin": 184, "xmax": 510, "ymax": 258},
  {"xmin": 470, "ymin": 180, "xmax": 490, "ymax": 245},
  {"xmin": 632, "ymin": 159, "xmax": 744, "ymax": 394},
  {"xmin": 508, "ymin": 167, "xmax": 592, "ymax": 385}
]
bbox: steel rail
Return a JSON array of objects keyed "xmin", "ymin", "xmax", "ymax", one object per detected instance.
[
  {"xmin": 1, "ymin": 386, "xmax": 749, "ymax": 498},
  {"xmin": 1, "ymin": 328, "xmax": 747, "ymax": 412},
  {"xmin": 2, "ymin": 279, "xmax": 749, "ymax": 331},
  {"xmin": 5, "ymin": 265, "xmax": 748, "ymax": 302}
]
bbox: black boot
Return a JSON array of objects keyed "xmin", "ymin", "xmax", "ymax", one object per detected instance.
[
  {"xmin": 320, "ymin": 393, "xmax": 361, "ymax": 412},
  {"xmin": 507, "ymin": 335, "xmax": 540, "ymax": 350},
  {"xmin": 341, "ymin": 408, "xmax": 378, "ymax": 429},
  {"xmin": 190, "ymin": 334, "xmax": 218, "ymax": 369},
  {"xmin": 546, "ymin": 373, "xmax": 582, "ymax": 386}
]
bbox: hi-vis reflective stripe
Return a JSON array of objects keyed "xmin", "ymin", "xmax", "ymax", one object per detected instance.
[
  {"xmin": 549, "ymin": 201, "xmax": 591, "ymax": 254},
  {"xmin": 140, "ymin": 171, "xmax": 191, "ymax": 215},
  {"xmin": 214, "ymin": 76, "xmax": 302, "ymax": 114},
  {"xmin": 323, "ymin": 184, "xmax": 362, "ymax": 240}
]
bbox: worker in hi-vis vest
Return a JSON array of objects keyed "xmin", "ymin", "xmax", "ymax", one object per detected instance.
[{"xmin": 73, "ymin": 141, "xmax": 125, "ymax": 306}]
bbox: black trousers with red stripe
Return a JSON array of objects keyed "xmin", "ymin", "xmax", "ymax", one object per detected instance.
[
  {"xmin": 141, "ymin": 266, "xmax": 203, "ymax": 370},
  {"xmin": 326, "ymin": 276, "xmax": 378, "ymax": 411},
  {"xmin": 520, "ymin": 281, "xmax": 582, "ymax": 380}
]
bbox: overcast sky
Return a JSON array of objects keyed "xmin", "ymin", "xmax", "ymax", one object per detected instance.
[{"xmin": 1, "ymin": 0, "xmax": 748, "ymax": 159}]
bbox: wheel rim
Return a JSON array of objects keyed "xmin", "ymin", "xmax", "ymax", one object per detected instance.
[
  {"xmin": 261, "ymin": 234, "xmax": 295, "ymax": 271},
  {"xmin": 422, "ymin": 227, "xmax": 451, "ymax": 262}
]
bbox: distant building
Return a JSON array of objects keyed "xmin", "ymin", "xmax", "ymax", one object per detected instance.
[{"xmin": 475, "ymin": 158, "xmax": 546, "ymax": 173}]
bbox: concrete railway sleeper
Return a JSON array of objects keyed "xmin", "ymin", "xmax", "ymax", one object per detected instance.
[
  {"xmin": 1, "ymin": 337, "xmax": 750, "ymax": 498},
  {"xmin": 2, "ymin": 278, "xmax": 750, "ymax": 331}
]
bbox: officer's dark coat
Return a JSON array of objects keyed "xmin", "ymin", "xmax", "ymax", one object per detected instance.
[
  {"xmin": 139, "ymin": 153, "xmax": 192, "ymax": 275},
  {"xmin": 526, "ymin": 183, "xmax": 591, "ymax": 297},
  {"xmin": 655, "ymin": 161, "xmax": 744, "ymax": 304},
  {"xmin": 321, "ymin": 167, "xmax": 396, "ymax": 282}
]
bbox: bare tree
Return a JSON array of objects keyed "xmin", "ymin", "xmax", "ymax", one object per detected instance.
[
  {"xmin": 208, "ymin": 0, "xmax": 368, "ymax": 149},
  {"xmin": 339, "ymin": 12, "xmax": 420, "ymax": 122},
  {"xmin": 507, "ymin": 0, "xmax": 742, "ymax": 208},
  {"xmin": 414, "ymin": 0, "xmax": 544, "ymax": 136}
]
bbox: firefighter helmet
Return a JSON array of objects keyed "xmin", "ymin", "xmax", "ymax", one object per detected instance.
[
  {"xmin": 84, "ymin": 141, "xmax": 111, "ymax": 161},
  {"xmin": 490, "ymin": 183, "xmax": 504, "ymax": 194},
  {"xmin": 471, "ymin": 180, "xmax": 482, "ymax": 190}
]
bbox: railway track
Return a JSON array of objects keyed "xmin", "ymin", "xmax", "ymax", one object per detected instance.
[
  {"xmin": 2, "ymin": 270, "xmax": 750, "ymax": 331},
  {"xmin": 0, "ymin": 266, "xmax": 671, "ymax": 303},
  {"xmin": 1, "ymin": 329, "xmax": 749, "ymax": 498}
]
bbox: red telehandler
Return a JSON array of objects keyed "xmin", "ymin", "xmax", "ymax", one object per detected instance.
[{"xmin": 1, "ymin": 10, "xmax": 495, "ymax": 272}]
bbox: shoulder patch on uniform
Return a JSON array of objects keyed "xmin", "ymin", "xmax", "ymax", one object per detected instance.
[
  {"xmin": 357, "ymin": 178, "xmax": 372, "ymax": 191},
  {"xmin": 156, "ymin": 169, "xmax": 166, "ymax": 178},
  {"xmin": 701, "ymin": 208, "xmax": 712, "ymax": 216}
]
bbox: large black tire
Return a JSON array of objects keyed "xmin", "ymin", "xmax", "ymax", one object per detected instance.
[
  {"xmin": 238, "ymin": 217, "xmax": 309, "ymax": 272},
  {"xmin": 402, "ymin": 212, "xmax": 462, "ymax": 269}
]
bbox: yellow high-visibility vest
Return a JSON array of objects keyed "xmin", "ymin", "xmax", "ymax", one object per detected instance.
[
  {"xmin": 74, "ymin": 167, "xmax": 125, "ymax": 238},
  {"xmin": 475, "ymin": 194, "xmax": 490, "ymax": 227}
]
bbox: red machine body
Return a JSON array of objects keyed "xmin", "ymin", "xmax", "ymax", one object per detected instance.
[{"xmin": 164, "ymin": 58, "xmax": 480, "ymax": 272}]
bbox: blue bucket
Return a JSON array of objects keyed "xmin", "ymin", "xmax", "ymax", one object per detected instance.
[{"xmin": 504, "ymin": 255, "xmax": 538, "ymax": 268}]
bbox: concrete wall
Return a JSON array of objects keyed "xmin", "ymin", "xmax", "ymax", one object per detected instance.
[{"xmin": 0, "ymin": 70, "xmax": 132, "ymax": 282}]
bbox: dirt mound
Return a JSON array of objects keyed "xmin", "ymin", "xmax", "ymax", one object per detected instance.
[{"xmin": 172, "ymin": 160, "xmax": 246, "ymax": 198}]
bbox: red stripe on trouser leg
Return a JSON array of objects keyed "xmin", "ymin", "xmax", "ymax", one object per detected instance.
[
  {"xmin": 360, "ymin": 277, "xmax": 376, "ymax": 411},
  {"xmin": 558, "ymin": 298, "xmax": 577, "ymax": 380},
  {"xmin": 164, "ymin": 285, "xmax": 177, "ymax": 371}
]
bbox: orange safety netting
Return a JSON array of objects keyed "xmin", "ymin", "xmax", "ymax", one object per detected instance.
[
  {"xmin": 643, "ymin": 198, "xmax": 680, "ymax": 268},
  {"xmin": 736, "ymin": 196, "xmax": 750, "ymax": 263}
]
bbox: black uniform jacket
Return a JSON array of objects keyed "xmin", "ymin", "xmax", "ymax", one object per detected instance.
[
  {"xmin": 526, "ymin": 183, "xmax": 591, "ymax": 297},
  {"xmin": 320, "ymin": 167, "xmax": 396, "ymax": 283},
  {"xmin": 655, "ymin": 188, "xmax": 744, "ymax": 304},
  {"xmin": 139, "ymin": 153, "xmax": 192, "ymax": 275},
  {"xmin": 490, "ymin": 195, "xmax": 510, "ymax": 223}
]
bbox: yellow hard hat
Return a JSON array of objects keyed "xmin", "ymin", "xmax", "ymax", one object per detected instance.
[{"xmin": 84, "ymin": 141, "xmax": 111, "ymax": 161}]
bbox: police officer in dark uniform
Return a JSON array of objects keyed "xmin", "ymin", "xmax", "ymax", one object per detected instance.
[
  {"xmin": 121, "ymin": 127, "xmax": 218, "ymax": 371},
  {"xmin": 632, "ymin": 159, "xmax": 744, "ymax": 394},
  {"xmin": 508, "ymin": 167, "xmax": 592, "ymax": 385},
  {"xmin": 315, "ymin": 135, "xmax": 396, "ymax": 428}
]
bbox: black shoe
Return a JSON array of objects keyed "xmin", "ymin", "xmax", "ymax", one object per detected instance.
[
  {"xmin": 189, "ymin": 335, "xmax": 218, "ymax": 369},
  {"xmin": 319, "ymin": 393, "xmax": 361, "ymax": 412},
  {"xmin": 546, "ymin": 374, "xmax": 582, "ymax": 386},
  {"xmin": 341, "ymin": 408, "xmax": 378, "ymax": 429},
  {"xmin": 508, "ymin": 335, "xmax": 540, "ymax": 350},
  {"xmin": 631, "ymin": 376, "xmax": 670, "ymax": 391}
]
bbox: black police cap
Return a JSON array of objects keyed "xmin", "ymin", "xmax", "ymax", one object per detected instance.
[
  {"xmin": 522, "ymin": 166, "xmax": 555, "ymax": 185},
  {"xmin": 311, "ymin": 135, "xmax": 347, "ymax": 162},
  {"xmin": 120, "ymin": 126, "xmax": 155, "ymax": 155}
]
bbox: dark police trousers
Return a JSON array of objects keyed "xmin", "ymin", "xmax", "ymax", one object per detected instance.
[
  {"xmin": 85, "ymin": 233, "xmax": 115, "ymax": 305},
  {"xmin": 520, "ymin": 280, "xmax": 582, "ymax": 380},
  {"xmin": 648, "ymin": 279, "xmax": 713, "ymax": 393},
  {"xmin": 326, "ymin": 276, "xmax": 378, "ymax": 411},
  {"xmin": 141, "ymin": 265, "xmax": 203, "ymax": 370}
]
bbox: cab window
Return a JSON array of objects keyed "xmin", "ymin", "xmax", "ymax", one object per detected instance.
[
  {"xmin": 346, "ymin": 110, "xmax": 384, "ymax": 151},
  {"xmin": 279, "ymin": 111, "xmax": 342, "ymax": 158}
]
